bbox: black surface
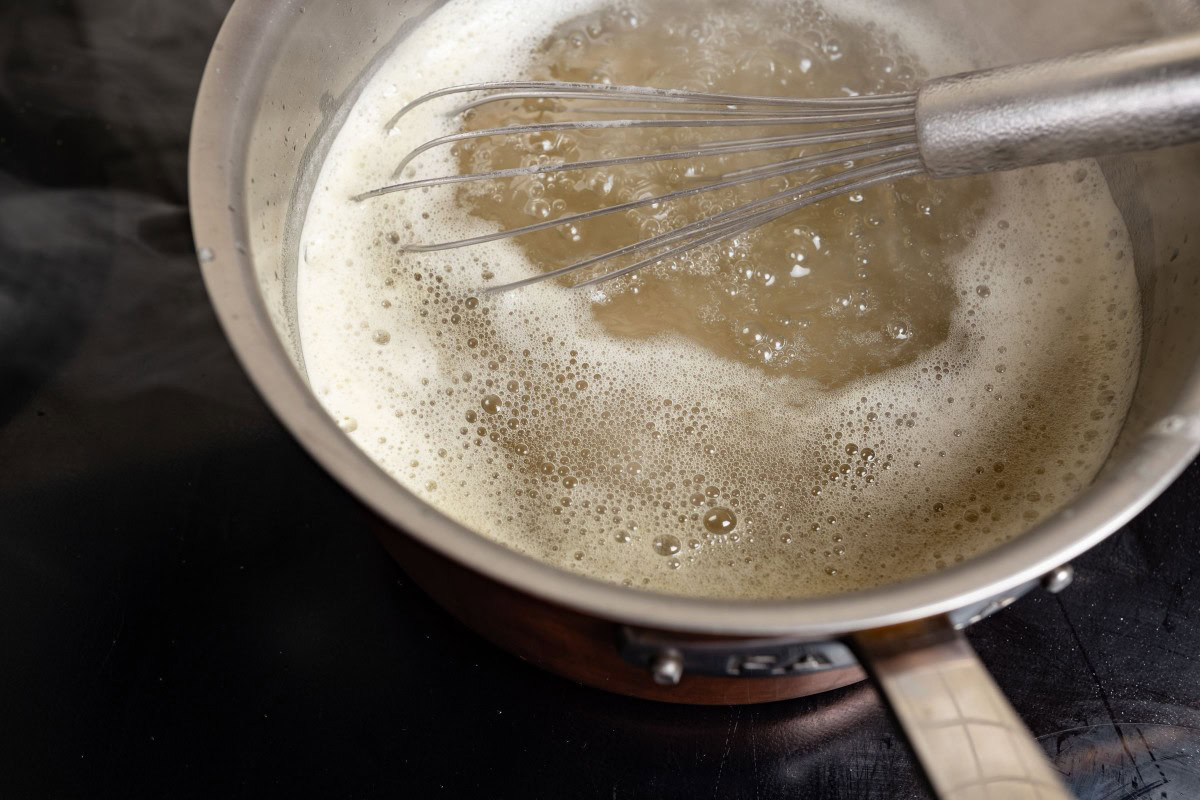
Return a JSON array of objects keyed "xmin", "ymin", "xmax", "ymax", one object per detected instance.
[{"xmin": 2, "ymin": 2, "xmax": 1200, "ymax": 798}]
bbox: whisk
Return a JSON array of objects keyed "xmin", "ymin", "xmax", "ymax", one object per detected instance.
[{"xmin": 354, "ymin": 33, "xmax": 1200, "ymax": 293}]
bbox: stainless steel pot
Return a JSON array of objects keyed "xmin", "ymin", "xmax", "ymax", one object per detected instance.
[{"xmin": 188, "ymin": 1, "xmax": 1200, "ymax": 797}]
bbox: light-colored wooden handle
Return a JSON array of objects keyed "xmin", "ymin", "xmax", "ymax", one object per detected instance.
[{"xmin": 856, "ymin": 620, "xmax": 1073, "ymax": 800}]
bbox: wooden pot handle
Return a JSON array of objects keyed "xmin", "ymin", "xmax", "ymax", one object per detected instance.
[{"xmin": 855, "ymin": 619, "xmax": 1073, "ymax": 800}]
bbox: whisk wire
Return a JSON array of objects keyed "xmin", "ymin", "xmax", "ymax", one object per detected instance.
[
  {"xmin": 385, "ymin": 80, "xmax": 918, "ymax": 128},
  {"xmin": 571, "ymin": 161, "xmax": 925, "ymax": 290},
  {"xmin": 445, "ymin": 89, "xmax": 919, "ymax": 117},
  {"xmin": 400, "ymin": 138, "xmax": 918, "ymax": 254},
  {"xmin": 516, "ymin": 105, "xmax": 914, "ymax": 118},
  {"xmin": 486, "ymin": 154, "xmax": 924, "ymax": 293},
  {"xmin": 355, "ymin": 122, "xmax": 916, "ymax": 200},
  {"xmin": 391, "ymin": 113, "xmax": 912, "ymax": 176}
]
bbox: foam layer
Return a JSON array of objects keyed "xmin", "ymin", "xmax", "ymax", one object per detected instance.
[{"xmin": 296, "ymin": 0, "xmax": 1141, "ymax": 599}]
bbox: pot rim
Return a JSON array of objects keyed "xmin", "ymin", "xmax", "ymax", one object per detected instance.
[{"xmin": 188, "ymin": 0, "xmax": 1200, "ymax": 637}]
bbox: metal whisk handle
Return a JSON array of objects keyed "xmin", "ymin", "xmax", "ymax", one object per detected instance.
[{"xmin": 917, "ymin": 33, "xmax": 1200, "ymax": 178}]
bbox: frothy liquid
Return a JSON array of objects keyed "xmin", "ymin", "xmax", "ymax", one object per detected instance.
[{"xmin": 297, "ymin": 0, "xmax": 1141, "ymax": 599}]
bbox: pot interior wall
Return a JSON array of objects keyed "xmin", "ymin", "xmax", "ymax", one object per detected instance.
[{"xmin": 237, "ymin": 0, "xmax": 1200, "ymax": 535}]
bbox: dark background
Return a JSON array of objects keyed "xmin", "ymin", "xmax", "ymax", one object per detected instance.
[{"xmin": 2, "ymin": 2, "xmax": 1199, "ymax": 797}]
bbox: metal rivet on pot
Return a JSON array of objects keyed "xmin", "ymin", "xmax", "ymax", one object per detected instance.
[
  {"xmin": 650, "ymin": 650, "xmax": 684, "ymax": 686},
  {"xmin": 1041, "ymin": 564, "xmax": 1074, "ymax": 593}
]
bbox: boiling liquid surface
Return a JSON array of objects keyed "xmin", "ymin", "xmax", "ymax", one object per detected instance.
[{"xmin": 297, "ymin": 0, "xmax": 1141, "ymax": 599}]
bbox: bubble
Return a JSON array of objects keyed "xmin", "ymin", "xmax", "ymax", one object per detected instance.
[
  {"xmin": 653, "ymin": 534, "xmax": 682, "ymax": 556},
  {"xmin": 481, "ymin": 395, "xmax": 502, "ymax": 414},
  {"xmin": 703, "ymin": 507, "xmax": 737, "ymax": 534},
  {"xmin": 373, "ymin": 330, "xmax": 392, "ymax": 345}
]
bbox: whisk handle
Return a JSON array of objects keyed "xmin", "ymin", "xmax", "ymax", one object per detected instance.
[{"xmin": 916, "ymin": 33, "xmax": 1200, "ymax": 178}]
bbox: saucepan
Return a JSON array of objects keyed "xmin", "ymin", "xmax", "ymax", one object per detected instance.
[{"xmin": 188, "ymin": 0, "xmax": 1200, "ymax": 796}]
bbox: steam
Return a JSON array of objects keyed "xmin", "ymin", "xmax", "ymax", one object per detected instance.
[{"xmin": 0, "ymin": 0, "xmax": 267, "ymax": 483}]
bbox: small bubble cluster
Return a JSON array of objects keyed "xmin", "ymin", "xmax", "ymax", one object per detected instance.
[{"xmin": 296, "ymin": 0, "xmax": 1142, "ymax": 599}]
